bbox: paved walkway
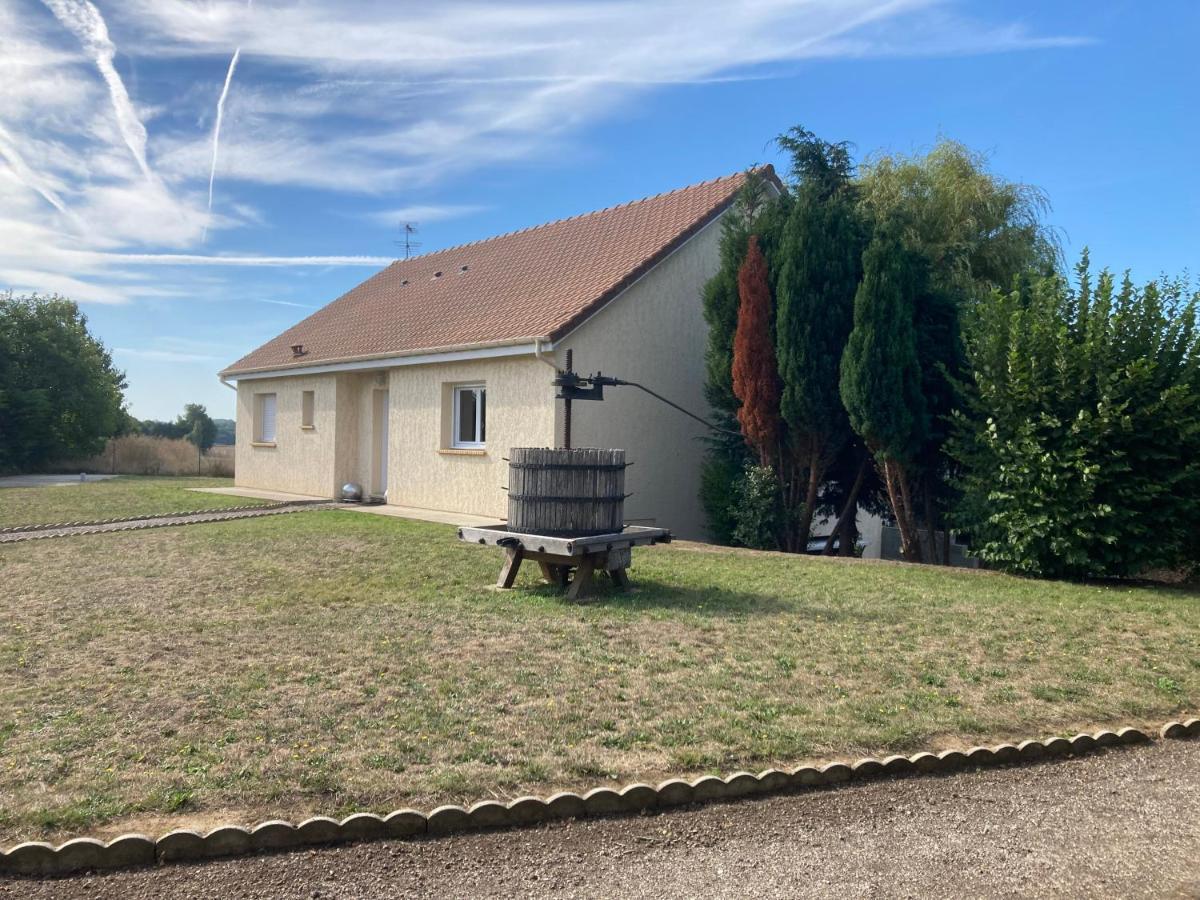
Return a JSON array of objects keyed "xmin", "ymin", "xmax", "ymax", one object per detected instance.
[
  {"xmin": 0, "ymin": 474, "xmax": 118, "ymax": 488},
  {"xmin": 10, "ymin": 740, "xmax": 1198, "ymax": 899},
  {"xmin": 191, "ymin": 487, "xmax": 498, "ymax": 527},
  {"xmin": 189, "ymin": 486, "xmax": 329, "ymax": 503},
  {"xmin": 0, "ymin": 502, "xmax": 330, "ymax": 543}
]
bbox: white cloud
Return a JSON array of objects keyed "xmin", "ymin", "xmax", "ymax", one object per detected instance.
[
  {"xmin": 364, "ymin": 204, "xmax": 488, "ymax": 227},
  {"xmin": 0, "ymin": 0, "xmax": 1087, "ymax": 304},
  {"xmin": 115, "ymin": 346, "xmax": 221, "ymax": 363}
]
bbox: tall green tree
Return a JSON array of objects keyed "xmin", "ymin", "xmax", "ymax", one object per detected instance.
[
  {"xmin": 773, "ymin": 128, "xmax": 866, "ymax": 551},
  {"xmin": 950, "ymin": 254, "xmax": 1200, "ymax": 577},
  {"xmin": 840, "ymin": 228, "xmax": 929, "ymax": 560},
  {"xmin": 177, "ymin": 403, "xmax": 218, "ymax": 452},
  {"xmin": 0, "ymin": 293, "xmax": 127, "ymax": 472},
  {"xmin": 856, "ymin": 139, "xmax": 1053, "ymax": 560}
]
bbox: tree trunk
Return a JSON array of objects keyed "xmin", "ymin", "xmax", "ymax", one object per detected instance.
[
  {"xmin": 922, "ymin": 479, "xmax": 942, "ymax": 565},
  {"xmin": 793, "ymin": 448, "xmax": 822, "ymax": 555},
  {"xmin": 837, "ymin": 510, "xmax": 856, "ymax": 557},
  {"xmin": 823, "ymin": 452, "xmax": 869, "ymax": 555},
  {"xmin": 882, "ymin": 458, "xmax": 923, "ymax": 563}
]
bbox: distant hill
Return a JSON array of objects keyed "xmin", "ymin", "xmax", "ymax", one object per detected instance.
[{"xmin": 213, "ymin": 419, "xmax": 236, "ymax": 445}]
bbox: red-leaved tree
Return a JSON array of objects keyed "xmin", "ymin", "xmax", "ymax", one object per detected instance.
[{"xmin": 732, "ymin": 235, "xmax": 781, "ymax": 465}]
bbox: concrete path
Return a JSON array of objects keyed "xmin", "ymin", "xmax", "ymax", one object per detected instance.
[
  {"xmin": 191, "ymin": 487, "xmax": 498, "ymax": 527},
  {"xmin": 344, "ymin": 503, "xmax": 498, "ymax": 527},
  {"xmin": 0, "ymin": 474, "xmax": 118, "ymax": 488},
  {"xmin": 190, "ymin": 487, "xmax": 494, "ymax": 527},
  {"xmin": 189, "ymin": 486, "xmax": 329, "ymax": 503},
  {"xmin": 10, "ymin": 739, "xmax": 1198, "ymax": 899}
]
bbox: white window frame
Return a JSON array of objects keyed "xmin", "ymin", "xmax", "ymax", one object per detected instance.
[
  {"xmin": 255, "ymin": 393, "xmax": 277, "ymax": 443},
  {"xmin": 452, "ymin": 384, "xmax": 486, "ymax": 449}
]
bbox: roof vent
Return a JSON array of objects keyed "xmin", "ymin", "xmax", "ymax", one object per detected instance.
[
  {"xmin": 459, "ymin": 264, "xmax": 469, "ymax": 273},
  {"xmin": 291, "ymin": 343, "xmax": 307, "ymax": 358},
  {"xmin": 400, "ymin": 278, "xmax": 409, "ymax": 286},
  {"xmin": 432, "ymin": 271, "xmax": 443, "ymax": 279}
]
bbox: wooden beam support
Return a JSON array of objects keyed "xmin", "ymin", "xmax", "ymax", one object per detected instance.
[
  {"xmin": 565, "ymin": 556, "xmax": 597, "ymax": 602},
  {"xmin": 497, "ymin": 545, "xmax": 524, "ymax": 589}
]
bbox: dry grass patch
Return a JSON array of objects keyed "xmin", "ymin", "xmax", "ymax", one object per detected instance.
[
  {"xmin": 1, "ymin": 510, "xmax": 1197, "ymax": 842},
  {"xmin": 0, "ymin": 476, "xmax": 253, "ymax": 528}
]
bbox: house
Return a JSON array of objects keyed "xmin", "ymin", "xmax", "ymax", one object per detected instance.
[{"xmin": 220, "ymin": 169, "xmax": 781, "ymax": 539}]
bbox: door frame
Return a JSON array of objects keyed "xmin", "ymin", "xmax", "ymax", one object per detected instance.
[{"xmin": 371, "ymin": 387, "xmax": 389, "ymax": 499}]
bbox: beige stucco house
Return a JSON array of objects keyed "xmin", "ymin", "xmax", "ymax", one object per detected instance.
[{"xmin": 220, "ymin": 169, "xmax": 780, "ymax": 539}]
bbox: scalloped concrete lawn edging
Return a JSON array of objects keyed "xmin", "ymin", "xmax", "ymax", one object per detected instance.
[
  {"xmin": 0, "ymin": 503, "xmax": 283, "ymax": 534},
  {"xmin": 1, "ymin": 719, "xmax": 1196, "ymax": 877},
  {"xmin": 0, "ymin": 502, "xmax": 332, "ymax": 544}
]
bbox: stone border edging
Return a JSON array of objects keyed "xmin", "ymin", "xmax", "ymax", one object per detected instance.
[
  {"xmin": 0, "ymin": 502, "xmax": 333, "ymax": 544},
  {"xmin": 0, "ymin": 503, "xmax": 284, "ymax": 534},
  {"xmin": 2, "ymin": 718, "xmax": 1196, "ymax": 878}
]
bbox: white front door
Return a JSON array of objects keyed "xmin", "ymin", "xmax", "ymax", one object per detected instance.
[{"xmin": 372, "ymin": 388, "xmax": 389, "ymax": 499}]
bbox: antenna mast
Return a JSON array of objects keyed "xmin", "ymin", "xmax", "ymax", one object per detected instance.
[{"xmin": 395, "ymin": 222, "xmax": 422, "ymax": 260}]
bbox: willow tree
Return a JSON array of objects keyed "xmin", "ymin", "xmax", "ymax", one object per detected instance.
[
  {"xmin": 857, "ymin": 139, "xmax": 1057, "ymax": 299},
  {"xmin": 840, "ymin": 228, "xmax": 928, "ymax": 561},
  {"xmin": 773, "ymin": 128, "xmax": 865, "ymax": 551}
]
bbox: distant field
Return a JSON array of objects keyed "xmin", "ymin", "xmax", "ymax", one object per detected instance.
[
  {"xmin": 1, "ymin": 509, "xmax": 1196, "ymax": 842},
  {"xmin": 0, "ymin": 476, "xmax": 251, "ymax": 528}
]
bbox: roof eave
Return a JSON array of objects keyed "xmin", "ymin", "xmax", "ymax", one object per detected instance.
[{"xmin": 219, "ymin": 335, "xmax": 556, "ymax": 380}]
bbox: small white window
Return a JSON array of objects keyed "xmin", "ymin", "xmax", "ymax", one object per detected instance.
[
  {"xmin": 256, "ymin": 393, "xmax": 277, "ymax": 443},
  {"xmin": 452, "ymin": 385, "xmax": 486, "ymax": 448},
  {"xmin": 301, "ymin": 390, "xmax": 315, "ymax": 428}
]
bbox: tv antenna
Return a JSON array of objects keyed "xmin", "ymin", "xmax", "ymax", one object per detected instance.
[{"xmin": 396, "ymin": 222, "xmax": 421, "ymax": 259}]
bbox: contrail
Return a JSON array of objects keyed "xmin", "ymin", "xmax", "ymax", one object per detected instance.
[
  {"xmin": 203, "ymin": 0, "xmax": 253, "ymax": 242},
  {"xmin": 41, "ymin": 0, "xmax": 153, "ymax": 181},
  {"xmin": 0, "ymin": 124, "xmax": 79, "ymax": 224},
  {"xmin": 203, "ymin": 47, "xmax": 241, "ymax": 242}
]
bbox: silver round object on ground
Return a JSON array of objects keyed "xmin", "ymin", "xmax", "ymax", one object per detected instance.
[{"xmin": 340, "ymin": 482, "xmax": 363, "ymax": 502}]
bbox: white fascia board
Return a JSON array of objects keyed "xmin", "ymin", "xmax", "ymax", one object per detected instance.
[{"xmin": 225, "ymin": 341, "xmax": 552, "ymax": 382}]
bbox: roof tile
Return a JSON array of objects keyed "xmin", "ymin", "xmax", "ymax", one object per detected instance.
[{"xmin": 222, "ymin": 169, "xmax": 762, "ymax": 375}]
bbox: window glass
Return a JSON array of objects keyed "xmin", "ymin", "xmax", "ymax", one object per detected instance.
[{"xmin": 452, "ymin": 385, "xmax": 485, "ymax": 447}]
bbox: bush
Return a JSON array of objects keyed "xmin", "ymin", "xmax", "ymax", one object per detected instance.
[
  {"xmin": 59, "ymin": 435, "xmax": 235, "ymax": 477},
  {"xmin": 950, "ymin": 255, "xmax": 1200, "ymax": 578},
  {"xmin": 730, "ymin": 463, "xmax": 782, "ymax": 550}
]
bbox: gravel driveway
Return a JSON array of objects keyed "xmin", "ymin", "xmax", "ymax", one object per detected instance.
[{"xmin": 6, "ymin": 740, "xmax": 1197, "ymax": 899}]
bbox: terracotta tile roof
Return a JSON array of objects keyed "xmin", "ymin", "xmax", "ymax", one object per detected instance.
[{"xmin": 222, "ymin": 167, "xmax": 772, "ymax": 375}]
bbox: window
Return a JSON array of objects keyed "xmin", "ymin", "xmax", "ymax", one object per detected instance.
[
  {"xmin": 452, "ymin": 385, "xmax": 486, "ymax": 448},
  {"xmin": 255, "ymin": 393, "xmax": 277, "ymax": 443},
  {"xmin": 301, "ymin": 390, "xmax": 315, "ymax": 428}
]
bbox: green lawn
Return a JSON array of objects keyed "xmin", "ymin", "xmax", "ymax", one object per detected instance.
[
  {"xmin": 1, "ymin": 509, "xmax": 1197, "ymax": 843},
  {"xmin": 0, "ymin": 476, "xmax": 259, "ymax": 528}
]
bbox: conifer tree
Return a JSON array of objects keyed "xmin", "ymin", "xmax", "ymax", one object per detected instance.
[
  {"xmin": 840, "ymin": 228, "xmax": 929, "ymax": 560},
  {"xmin": 732, "ymin": 236, "xmax": 781, "ymax": 466},
  {"xmin": 773, "ymin": 130, "xmax": 865, "ymax": 551}
]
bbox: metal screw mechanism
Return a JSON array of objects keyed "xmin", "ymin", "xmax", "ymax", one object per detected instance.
[{"xmin": 562, "ymin": 348, "xmax": 572, "ymax": 449}]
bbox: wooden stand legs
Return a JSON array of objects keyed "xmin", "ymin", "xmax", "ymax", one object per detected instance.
[
  {"xmin": 496, "ymin": 547, "xmax": 632, "ymax": 601},
  {"xmin": 497, "ymin": 545, "xmax": 524, "ymax": 588}
]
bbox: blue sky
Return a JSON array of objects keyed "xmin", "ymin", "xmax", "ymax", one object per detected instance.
[{"xmin": 1, "ymin": 0, "xmax": 1195, "ymax": 420}]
